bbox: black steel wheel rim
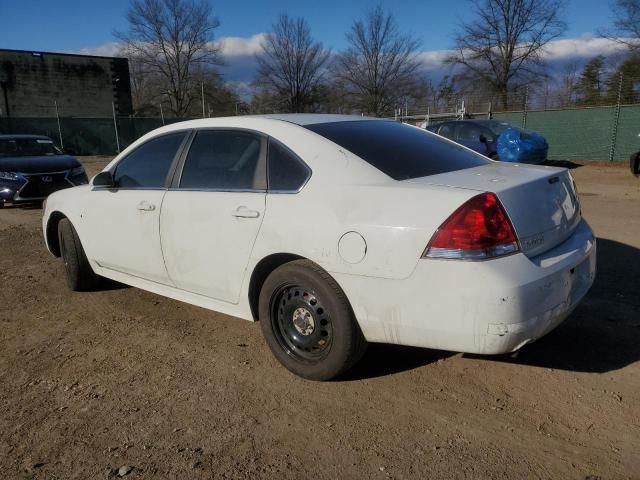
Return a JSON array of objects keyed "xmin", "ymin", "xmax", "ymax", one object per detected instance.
[{"xmin": 270, "ymin": 284, "xmax": 333, "ymax": 362}]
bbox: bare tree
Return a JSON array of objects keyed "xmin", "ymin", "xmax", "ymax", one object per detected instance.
[
  {"xmin": 606, "ymin": 0, "xmax": 640, "ymax": 51},
  {"xmin": 447, "ymin": 0, "xmax": 567, "ymax": 109},
  {"xmin": 336, "ymin": 6, "xmax": 422, "ymax": 116},
  {"xmin": 116, "ymin": 0, "xmax": 222, "ymax": 117},
  {"xmin": 557, "ymin": 61, "xmax": 580, "ymax": 107},
  {"xmin": 256, "ymin": 15, "xmax": 330, "ymax": 113}
]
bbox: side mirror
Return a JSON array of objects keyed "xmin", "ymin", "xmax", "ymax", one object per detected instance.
[
  {"xmin": 92, "ymin": 171, "xmax": 115, "ymax": 187},
  {"xmin": 632, "ymin": 151, "xmax": 640, "ymax": 178},
  {"xmin": 479, "ymin": 134, "xmax": 488, "ymax": 144}
]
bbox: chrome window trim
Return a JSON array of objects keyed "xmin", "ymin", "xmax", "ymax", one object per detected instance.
[{"xmin": 167, "ymin": 187, "xmax": 267, "ymax": 193}]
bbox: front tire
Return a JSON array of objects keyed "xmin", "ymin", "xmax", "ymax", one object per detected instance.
[
  {"xmin": 259, "ymin": 260, "xmax": 367, "ymax": 381},
  {"xmin": 57, "ymin": 218, "xmax": 98, "ymax": 291}
]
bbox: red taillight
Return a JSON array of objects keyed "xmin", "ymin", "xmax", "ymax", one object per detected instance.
[{"xmin": 424, "ymin": 192, "xmax": 520, "ymax": 260}]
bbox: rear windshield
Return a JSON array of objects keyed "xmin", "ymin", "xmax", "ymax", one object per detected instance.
[{"xmin": 305, "ymin": 120, "xmax": 488, "ymax": 180}]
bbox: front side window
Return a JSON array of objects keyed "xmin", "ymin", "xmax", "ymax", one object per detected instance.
[
  {"xmin": 180, "ymin": 130, "xmax": 265, "ymax": 190},
  {"xmin": 114, "ymin": 132, "xmax": 186, "ymax": 188},
  {"xmin": 268, "ymin": 139, "xmax": 310, "ymax": 192}
]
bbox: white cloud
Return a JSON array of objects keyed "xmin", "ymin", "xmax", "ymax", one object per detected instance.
[
  {"xmin": 215, "ymin": 33, "xmax": 268, "ymax": 57},
  {"xmin": 415, "ymin": 49, "xmax": 451, "ymax": 71},
  {"xmin": 70, "ymin": 34, "xmax": 634, "ymax": 88},
  {"xmin": 541, "ymin": 36, "xmax": 628, "ymax": 60},
  {"xmin": 75, "ymin": 42, "xmax": 123, "ymax": 58}
]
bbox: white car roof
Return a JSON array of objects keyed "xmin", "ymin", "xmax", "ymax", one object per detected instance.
[{"xmin": 249, "ymin": 113, "xmax": 381, "ymax": 126}]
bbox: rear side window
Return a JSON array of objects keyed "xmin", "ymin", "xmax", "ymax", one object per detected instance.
[
  {"xmin": 268, "ymin": 139, "xmax": 311, "ymax": 192},
  {"xmin": 306, "ymin": 120, "xmax": 489, "ymax": 180},
  {"xmin": 115, "ymin": 132, "xmax": 186, "ymax": 188},
  {"xmin": 457, "ymin": 123, "xmax": 493, "ymax": 142},
  {"xmin": 180, "ymin": 130, "xmax": 265, "ymax": 190}
]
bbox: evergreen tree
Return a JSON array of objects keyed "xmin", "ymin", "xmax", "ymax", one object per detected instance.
[{"xmin": 577, "ymin": 56, "xmax": 607, "ymax": 106}]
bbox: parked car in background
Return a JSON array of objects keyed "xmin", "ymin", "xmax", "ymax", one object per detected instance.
[
  {"xmin": 631, "ymin": 150, "xmax": 640, "ymax": 177},
  {"xmin": 426, "ymin": 119, "xmax": 549, "ymax": 164},
  {"xmin": 0, "ymin": 135, "xmax": 88, "ymax": 207},
  {"xmin": 42, "ymin": 115, "xmax": 595, "ymax": 381}
]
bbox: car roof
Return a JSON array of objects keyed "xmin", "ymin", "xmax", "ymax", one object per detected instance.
[
  {"xmin": 246, "ymin": 113, "xmax": 381, "ymax": 126},
  {"xmin": 0, "ymin": 134, "xmax": 53, "ymax": 140}
]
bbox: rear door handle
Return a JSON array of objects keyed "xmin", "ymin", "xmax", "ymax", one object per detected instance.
[
  {"xmin": 232, "ymin": 206, "xmax": 260, "ymax": 218},
  {"xmin": 137, "ymin": 201, "xmax": 156, "ymax": 211}
]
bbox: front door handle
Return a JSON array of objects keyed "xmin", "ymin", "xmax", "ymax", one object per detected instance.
[
  {"xmin": 137, "ymin": 201, "xmax": 156, "ymax": 211},
  {"xmin": 232, "ymin": 206, "xmax": 260, "ymax": 218}
]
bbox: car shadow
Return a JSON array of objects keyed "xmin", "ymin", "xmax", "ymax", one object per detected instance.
[
  {"xmin": 1, "ymin": 202, "xmax": 43, "ymax": 210},
  {"xmin": 467, "ymin": 237, "xmax": 640, "ymax": 373},
  {"xmin": 96, "ymin": 278, "xmax": 130, "ymax": 291},
  {"xmin": 544, "ymin": 160, "xmax": 583, "ymax": 169},
  {"xmin": 338, "ymin": 344, "xmax": 454, "ymax": 381}
]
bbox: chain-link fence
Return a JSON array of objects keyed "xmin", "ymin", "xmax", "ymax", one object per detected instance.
[
  {"xmin": 2, "ymin": 75, "xmax": 640, "ymax": 160},
  {"xmin": 397, "ymin": 74, "xmax": 640, "ymax": 161},
  {"xmin": 404, "ymin": 74, "xmax": 640, "ymax": 118},
  {"xmin": 0, "ymin": 115, "xmax": 190, "ymax": 155}
]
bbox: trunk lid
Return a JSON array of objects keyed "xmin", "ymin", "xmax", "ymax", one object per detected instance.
[{"xmin": 407, "ymin": 163, "xmax": 581, "ymax": 257}]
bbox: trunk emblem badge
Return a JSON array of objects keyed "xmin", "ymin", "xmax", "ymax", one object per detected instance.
[{"xmin": 41, "ymin": 176, "xmax": 53, "ymax": 182}]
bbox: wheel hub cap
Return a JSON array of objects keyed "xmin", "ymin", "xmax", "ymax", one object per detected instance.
[{"xmin": 292, "ymin": 307, "xmax": 315, "ymax": 336}]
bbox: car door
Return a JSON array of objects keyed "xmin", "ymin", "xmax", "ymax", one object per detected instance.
[
  {"xmin": 159, "ymin": 129, "xmax": 267, "ymax": 303},
  {"xmin": 81, "ymin": 131, "xmax": 188, "ymax": 284}
]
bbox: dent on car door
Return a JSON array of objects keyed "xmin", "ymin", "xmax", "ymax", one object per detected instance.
[
  {"xmin": 82, "ymin": 131, "xmax": 188, "ymax": 284},
  {"xmin": 159, "ymin": 129, "xmax": 267, "ymax": 303}
]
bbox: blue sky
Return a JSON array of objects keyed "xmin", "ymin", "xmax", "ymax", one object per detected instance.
[
  {"xmin": 0, "ymin": 0, "xmax": 616, "ymax": 53},
  {"xmin": 0, "ymin": 0, "xmax": 628, "ymax": 94}
]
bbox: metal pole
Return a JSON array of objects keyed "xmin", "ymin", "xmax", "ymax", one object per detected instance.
[
  {"xmin": 522, "ymin": 85, "xmax": 529, "ymax": 129},
  {"xmin": 159, "ymin": 103, "xmax": 165, "ymax": 125},
  {"xmin": 112, "ymin": 101, "xmax": 120, "ymax": 154},
  {"xmin": 54, "ymin": 100, "xmax": 64, "ymax": 149},
  {"xmin": 201, "ymin": 81, "xmax": 205, "ymax": 118},
  {"xmin": 609, "ymin": 72, "xmax": 624, "ymax": 162}
]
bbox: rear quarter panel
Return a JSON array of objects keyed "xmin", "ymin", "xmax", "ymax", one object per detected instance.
[{"xmin": 250, "ymin": 169, "xmax": 477, "ymax": 281}]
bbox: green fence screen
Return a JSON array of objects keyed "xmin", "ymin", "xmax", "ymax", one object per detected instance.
[
  {"xmin": 492, "ymin": 105, "xmax": 640, "ymax": 161},
  {"xmin": 2, "ymin": 106, "xmax": 640, "ymax": 160}
]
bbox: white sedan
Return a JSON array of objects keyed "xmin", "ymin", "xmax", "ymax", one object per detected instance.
[{"xmin": 42, "ymin": 115, "xmax": 596, "ymax": 380}]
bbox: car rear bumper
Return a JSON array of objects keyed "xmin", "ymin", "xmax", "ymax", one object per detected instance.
[{"xmin": 333, "ymin": 219, "xmax": 596, "ymax": 355}]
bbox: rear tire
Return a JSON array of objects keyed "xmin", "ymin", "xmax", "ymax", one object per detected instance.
[
  {"xmin": 259, "ymin": 259, "xmax": 367, "ymax": 381},
  {"xmin": 58, "ymin": 218, "xmax": 98, "ymax": 291}
]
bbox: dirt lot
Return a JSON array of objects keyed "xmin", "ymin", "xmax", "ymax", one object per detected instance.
[{"xmin": 1, "ymin": 159, "xmax": 639, "ymax": 479}]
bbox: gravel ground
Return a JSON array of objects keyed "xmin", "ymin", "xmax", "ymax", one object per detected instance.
[{"xmin": 0, "ymin": 159, "xmax": 639, "ymax": 479}]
